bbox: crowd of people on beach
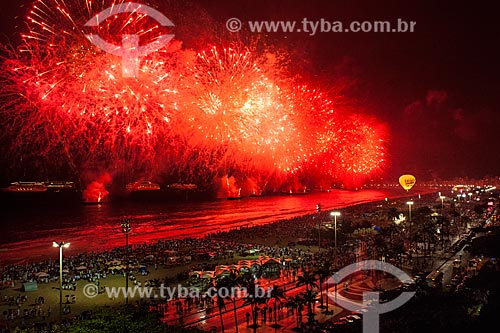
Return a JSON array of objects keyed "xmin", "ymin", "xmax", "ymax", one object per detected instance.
[
  {"xmin": 0, "ymin": 209, "xmax": 341, "ymax": 286},
  {"xmin": 0, "ymin": 202, "xmax": 380, "ymax": 331},
  {"xmin": 4, "ymin": 192, "xmax": 479, "ymax": 332}
]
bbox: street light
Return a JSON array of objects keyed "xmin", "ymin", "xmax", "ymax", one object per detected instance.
[
  {"xmin": 406, "ymin": 201, "xmax": 414, "ymax": 260},
  {"xmin": 438, "ymin": 195, "xmax": 446, "ymax": 249},
  {"xmin": 316, "ymin": 203, "xmax": 322, "ymax": 251},
  {"xmin": 53, "ymin": 241, "xmax": 70, "ymax": 321},
  {"xmin": 406, "ymin": 201, "xmax": 414, "ymax": 223},
  {"xmin": 121, "ymin": 218, "xmax": 131, "ymax": 306},
  {"xmin": 330, "ymin": 211, "xmax": 341, "ymax": 307},
  {"xmin": 330, "ymin": 211, "xmax": 341, "ymax": 260},
  {"xmin": 440, "ymin": 196, "xmax": 445, "ymax": 215}
]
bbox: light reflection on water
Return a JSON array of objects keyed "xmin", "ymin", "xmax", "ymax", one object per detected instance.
[{"xmin": 0, "ymin": 189, "xmax": 417, "ymax": 265}]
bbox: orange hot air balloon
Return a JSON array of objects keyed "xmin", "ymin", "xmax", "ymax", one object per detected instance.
[{"xmin": 399, "ymin": 174, "xmax": 416, "ymax": 191}]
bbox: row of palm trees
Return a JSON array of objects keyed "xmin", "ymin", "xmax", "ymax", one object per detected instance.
[
  {"xmin": 378, "ymin": 206, "xmax": 457, "ymax": 270},
  {"xmin": 211, "ymin": 259, "xmax": 337, "ymax": 333}
]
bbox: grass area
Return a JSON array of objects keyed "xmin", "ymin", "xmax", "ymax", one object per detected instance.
[{"xmin": 0, "ymin": 250, "xmax": 293, "ymax": 328}]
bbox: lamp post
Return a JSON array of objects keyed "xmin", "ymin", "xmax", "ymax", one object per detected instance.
[
  {"xmin": 330, "ymin": 212, "xmax": 341, "ymax": 260},
  {"xmin": 53, "ymin": 241, "xmax": 70, "ymax": 321},
  {"xmin": 406, "ymin": 201, "xmax": 414, "ymax": 261},
  {"xmin": 316, "ymin": 203, "xmax": 321, "ymax": 251},
  {"xmin": 121, "ymin": 218, "xmax": 131, "ymax": 306},
  {"xmin": 439, "ymin": 195, "xmax": 446, "ymax": 249},
  {"xmin": 330, "ymin": 211, "xmax": 341, "ymax": 307}
]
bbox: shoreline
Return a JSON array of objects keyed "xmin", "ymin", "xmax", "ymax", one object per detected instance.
[
  {"xmin": 0, "ymin": 188, "xmax": 440, "ymax": 269},
  {"xmin": 0, "ymin": 189, "xmax": 445, "ymax": 331}
]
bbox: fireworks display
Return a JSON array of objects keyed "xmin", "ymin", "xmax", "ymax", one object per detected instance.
[
  {"xmin": 0, "ymin": 0, "xmax": 387, "ymax": 194},
  {"xmin": 181, "ymin": 46, "xmax": 308, "ymax": 174}
]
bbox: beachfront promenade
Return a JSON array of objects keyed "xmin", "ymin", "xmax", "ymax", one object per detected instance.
[{"xmin": 160, "ymin": 266, "xmax": 403, "ymax": 333}]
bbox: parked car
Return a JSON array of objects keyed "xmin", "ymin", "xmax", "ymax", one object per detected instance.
[
  {"xmin": 338, "ymin": 316, "xmax": 354, "ymax": 323},
  {"xmin": 450, "ymin": 276, "xmax": 460, "ymax": 287},
  {"xmin": 346, "ymin": 314, "xmax": 362, "ymax": 321}
]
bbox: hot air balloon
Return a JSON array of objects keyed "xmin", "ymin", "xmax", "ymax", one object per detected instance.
[{"xmin": 399, "ymin": 174, "xmax": 416, "ymax": 191}]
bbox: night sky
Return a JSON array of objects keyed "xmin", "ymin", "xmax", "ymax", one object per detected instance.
[{"xmin": 1, "ymin": 0, "xmax": 499, "ymax": 182}]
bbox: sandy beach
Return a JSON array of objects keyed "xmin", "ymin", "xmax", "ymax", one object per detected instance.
[{"xmin": 0, "ymin": 189, "xmax": 441, "ymax": 331}]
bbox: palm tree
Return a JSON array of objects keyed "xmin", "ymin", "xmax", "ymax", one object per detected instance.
[
  {"xmin": 214, "ymin": 278, "xmax": 229, "ymax": 333},
  {"xmin": 284, "ymin": 297, "xmax": 297, "ymax": 316},
  {"xmin": 268, "ymin": 284, "xmax": 286, "ymax": 328},
  {"xmin": 301, "ymin": 289, "xmax": 318, "ymax": 323},
  {"xmin": 387, "ymin": 207, "xmax": 401, "ymax": 221},
  {"xmin": 296, "ymin": 269, "xmax": 318, "ymax": 323},
  {"xmin": 315, "ymin": 260, "xmax": 334, "ymax": 314},
  {"xmin": 415, "ymin": 217, "xmax": 438, "ymax": 268},
  {"xmin": 314, "ymin": 260, "xmax": 332, "ymax": 310},
  {"xmin": 225, "ymin": 269, "xmax": 243, "ymax": 333},
  {"xmin": 290, "ymin": 294, "xmax": 306, "ymax": 329},
  {"xmin": 243, "ymin": 276, "xmax": 268, "ymax": 333},
  {"xmin": 296, "ymin": 269, "xmax": 318, "ymax": 292}
]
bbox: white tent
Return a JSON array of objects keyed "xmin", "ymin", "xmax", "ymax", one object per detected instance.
[{"xmin": 34, "ymin": 272, "xmax": 50, "ymax": 278}]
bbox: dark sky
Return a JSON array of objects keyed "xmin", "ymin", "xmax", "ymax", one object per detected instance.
[{"xmin": 1, "ymin": 0, "xmax": 499, "ymax": 181}]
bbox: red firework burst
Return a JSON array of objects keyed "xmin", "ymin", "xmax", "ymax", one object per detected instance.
[{"xmin": 0, "ymin": 0, "xmax": 388, "ymax": 190}]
